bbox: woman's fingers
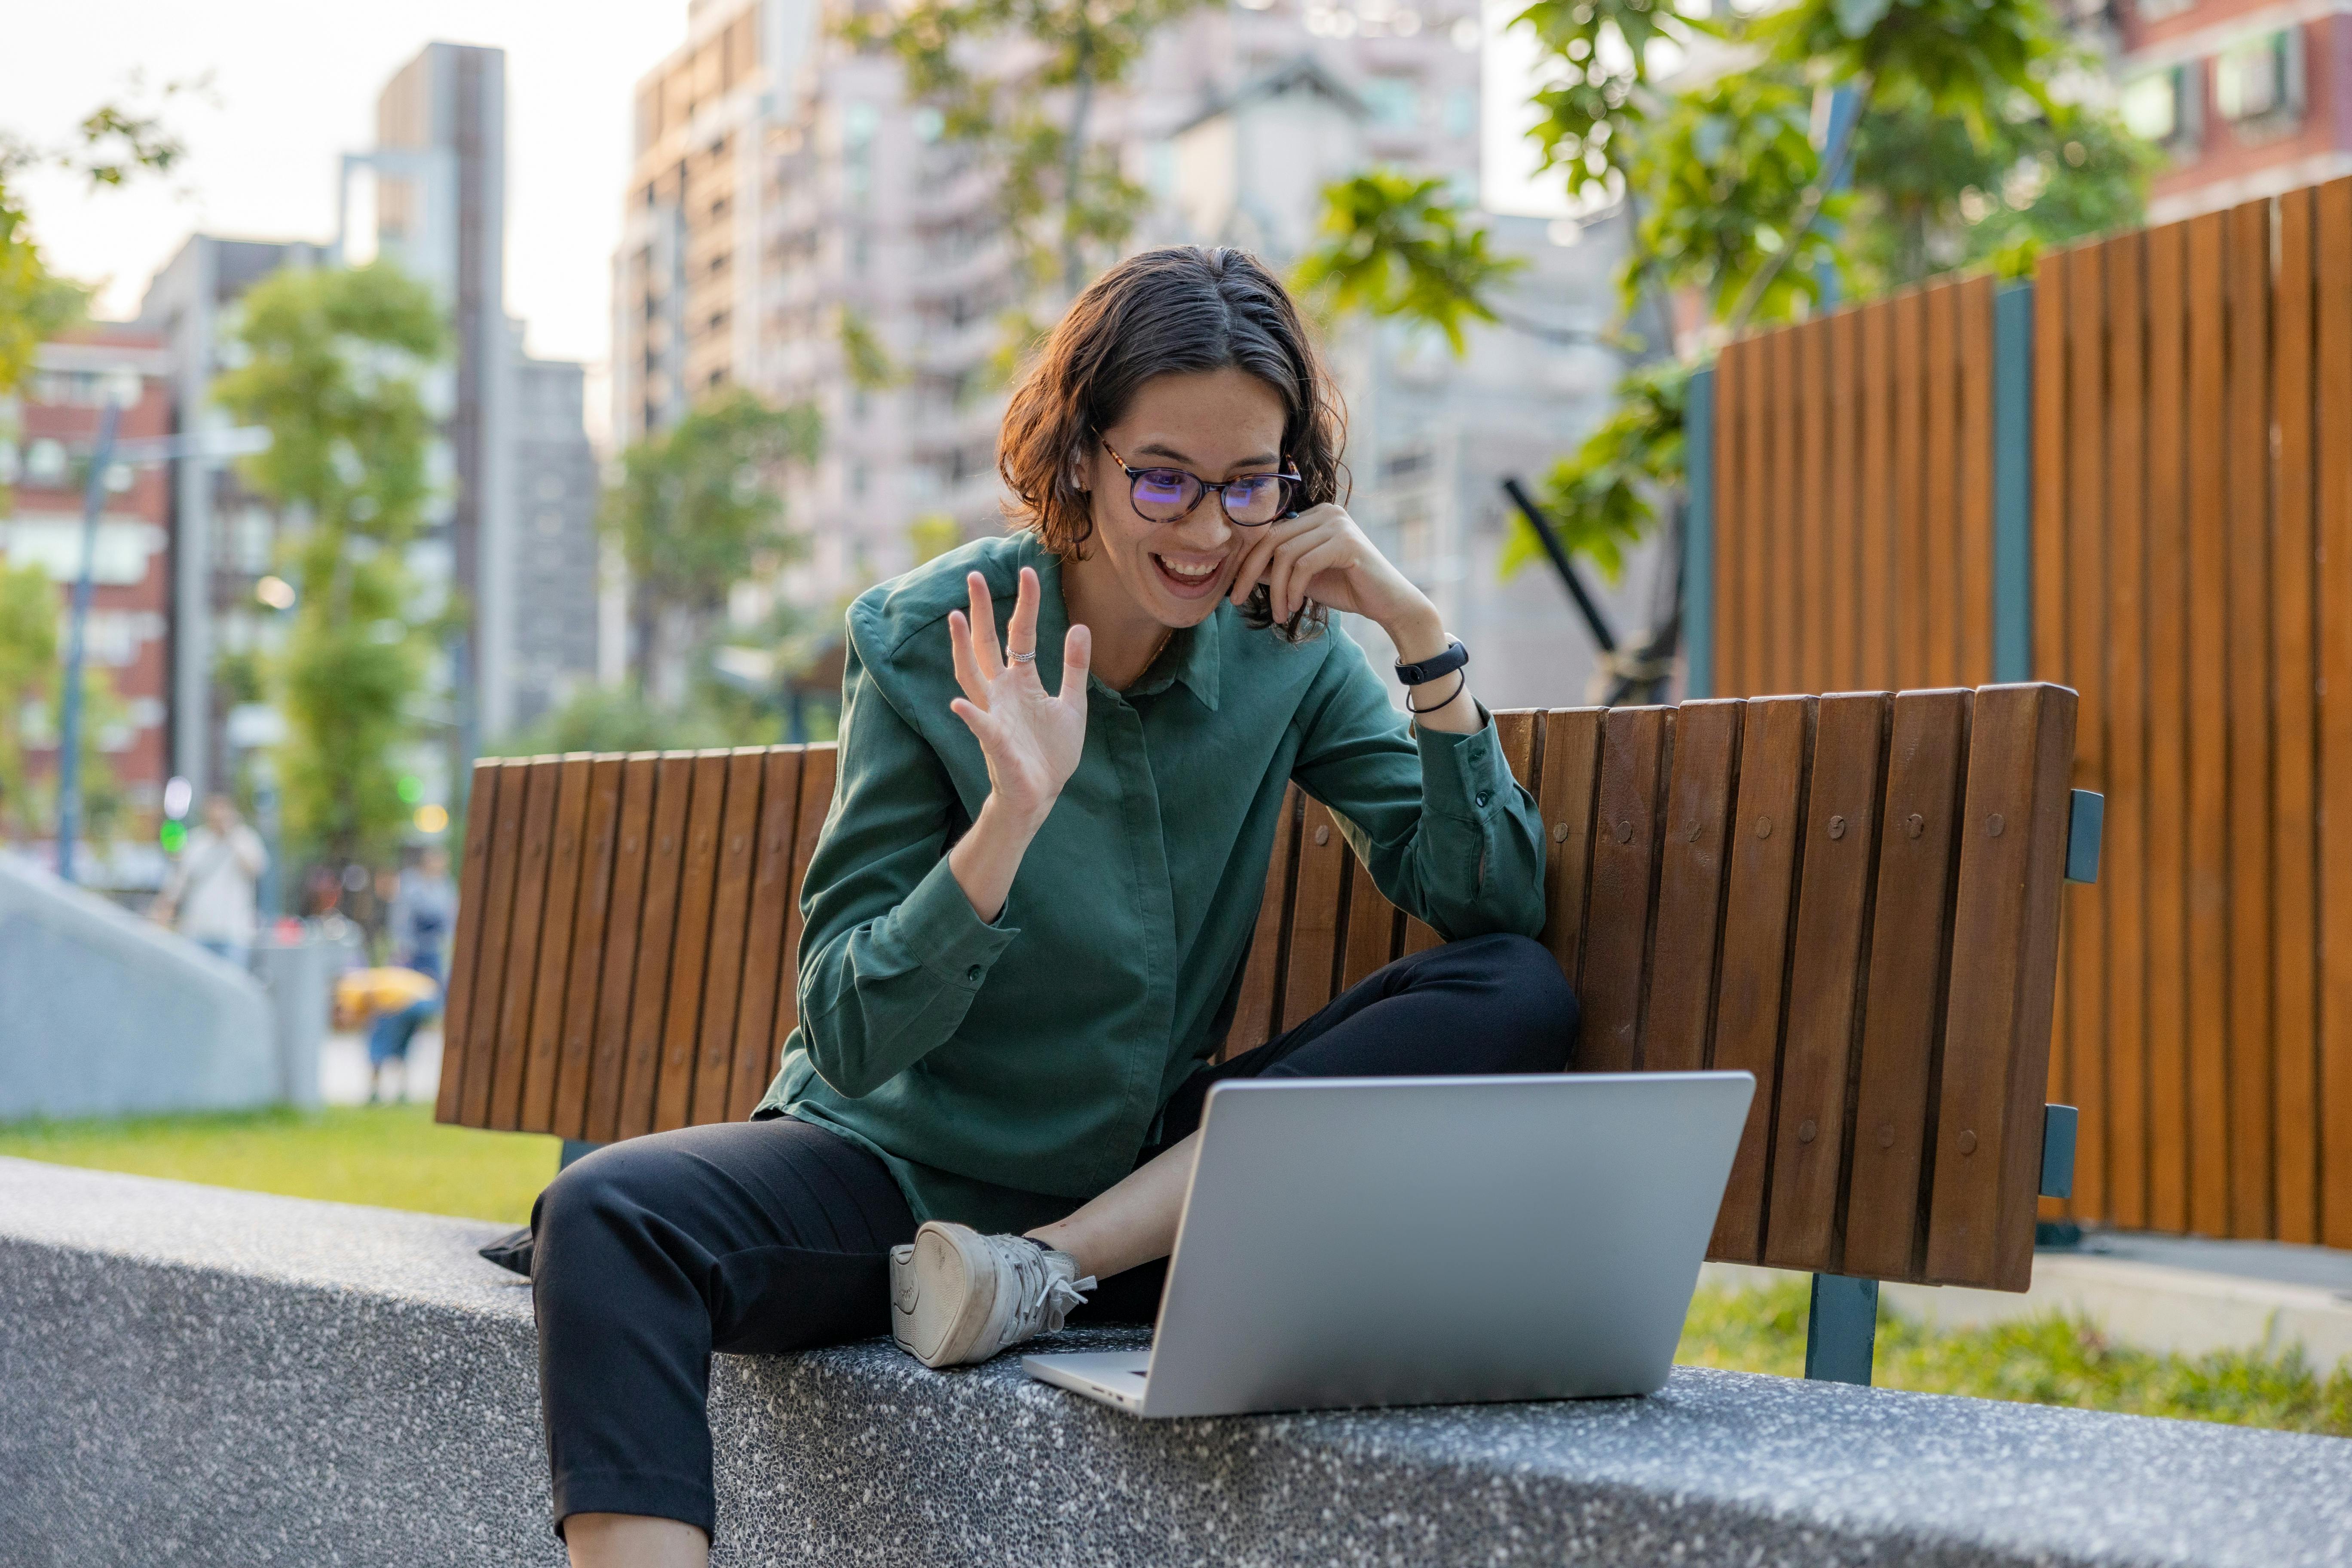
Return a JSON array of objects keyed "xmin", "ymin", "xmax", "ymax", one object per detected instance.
[
  {"xmin": 947, "ymin": 609, "xmax": 986, "ymax": 707},
  {"xmin": 949, "ymin": 695, "xmax": 1000, "ymax": 749},
  {"xmin": 1266, "ymin": 515, "xmax": 1341, "ymax": 622},
  {"xmin": 1059, "ymin": 622, "xmax": 1092, "ymax": 708},
  {"xmin": 965, "ymin": 571, "xmax": 1004, "ymax": 681},
  {"xmin": 1227, "ymin": 524, "xmax": 1282, "ymax": 607},
  {"xmin": 1283, "ymin": 536, "xmax": 1355, "ymax": 613},
  {"xmin": 1006, "ymin": 565, "xmax": 1041, "ymax": 668}
]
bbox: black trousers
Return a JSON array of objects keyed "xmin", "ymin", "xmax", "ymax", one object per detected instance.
[{"xmin": 530, "ymin": 931, "xmax": 1579, "ymax": 1538}]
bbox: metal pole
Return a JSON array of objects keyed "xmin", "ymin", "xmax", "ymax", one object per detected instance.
[
  {"xmin": 55, "ymin": 400, "xmax": 122, "ymax": 884},
  {"xmin": 1501, "ymin": 477, "xmax": 1620, "ymax": 655},
  {"xmin": 1804, "ymin": 1273, "xmax": 1879, "ymax": 1385}
]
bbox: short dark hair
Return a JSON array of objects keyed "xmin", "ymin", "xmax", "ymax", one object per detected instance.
[{"xmin": 997, "ymin": 246, "xmax": 1347, "ymax": 639}]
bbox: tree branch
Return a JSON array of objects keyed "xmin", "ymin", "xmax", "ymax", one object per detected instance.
[{"xmin": 1724, "ymin": 73, "xmax": 1872, "ymax": 335}]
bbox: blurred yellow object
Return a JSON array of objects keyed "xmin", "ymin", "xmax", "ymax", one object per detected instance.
[
  {"xmin": 335, "ymin": 967, "xmax": 439, "ymax": 1030},
  {"xmin": 414, "ymin": 804, "xmax": 450, "ymax": 835}
]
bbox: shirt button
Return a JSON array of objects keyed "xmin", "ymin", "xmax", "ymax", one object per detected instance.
[
  {"xmin": 1476, "ymin": 790, "xmax": 1491, "ymax": 807},
  {"xmin": 966, "ymin": 965, "xmax": 983, "ymax": 982}
]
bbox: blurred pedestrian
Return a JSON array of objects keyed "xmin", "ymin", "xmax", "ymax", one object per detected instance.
[
  {"xmin": 336, "ymin": 965, "xmax": 441, "ymax": 1105},
  {"xmin": 153, "ymin": 794, "xmax": 267, "ymax": 970},
  {"xmin": 387, "ymin": 845, "xmax": 456, "ymax": 983}
]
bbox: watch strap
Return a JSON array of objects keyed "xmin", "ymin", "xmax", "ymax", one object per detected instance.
[{"xmin": 1394, "ymin": 637, "xmax": 1470, "ymax": 686}]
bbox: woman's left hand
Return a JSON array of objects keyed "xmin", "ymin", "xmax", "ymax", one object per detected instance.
[{"xmin": 1225, "ymin": 502, "xmax": 1435, "ymax": 640}]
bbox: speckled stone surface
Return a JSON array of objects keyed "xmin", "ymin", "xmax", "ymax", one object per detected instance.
[{"xmin": 6, "ymin": 1156, "xmax": 2351, "ymax": 1567}]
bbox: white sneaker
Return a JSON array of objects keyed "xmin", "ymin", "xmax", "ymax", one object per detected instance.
[{"xmin": 889, "ymin": 1222, "xmax": 1095, "ymax": 1368}]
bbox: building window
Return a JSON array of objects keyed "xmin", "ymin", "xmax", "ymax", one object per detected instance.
[
  {"xmin": 2120, "ymin": 63, "xmax": 2202, "ymax": 153},
  {"xmin": 2213, "ymin": 29, "xmax": 2304, "ymax": 130}
]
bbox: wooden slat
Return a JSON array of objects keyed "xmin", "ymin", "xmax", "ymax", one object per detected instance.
[
  {"xmin": 655, "ymin": 750, "xmax": 732, "ymax": 1132},
  {"xmin": 1579, "ymin": 707, "xmax": 1672, "ymax": 1072},
  {"xmin": 459, "ymin": 760, "xmax": 533, "ymax": 1128},
  {"xmin": 1713, "ymin": 340, "xmax": 1745, "ymax": 694},
  {"xmin": 1282, "ymin": 797, "xmax": 1351, "ymax": 1026},
  {"xmin": 435, "ymin": 759, "xmax": 501, "ymax": 1126},
  {"xmin": 1338, "ymin": 848, "xmax": 1403, "ymax": 991},
  {"xmin": 1706, "ymin": 695, "xmax": 1814, "ymax": 1262},
  {"xmin": 550, "ymin": 755, "xmax": 627, "ymax": 1139},
  {"xmin": 1925, "ymin": 683, "xmax": 2079, "ymax": 1292},
  {"xmin": 1958, "ymin": 275, "xmax": 1997, "ymax": 685},
  {"xmin": 487, "ymin": 759, "xmax": 562, "ymax": 1131},
  {"xmin": 690, "ymin": 748, "xmax": 767, "ymax": 1126},
  {"xmin": 2225, "ymin": 196, "xmax": 2275, "ymax": 1236},
  {"xmin": 726, "ymin": 747, "xmax": 805, "ymax": 1121},
  {"xmin": 2184, "ymin": 210, "xmax": 2231, "ymax": 1236},
  {"xmin": 2064, "ymin": 239, "xmax": 2110, "ymax": 1224},
  {"xmin": 1229, "ymin": 784, "xmax": 1300, "ymax": 1055},
  {"xmin": 1536, "ymin": 708, "xmax": 1605, "ymax": 987},
  {"xmin": 616, "ymin": 753, "xmax": 695, "ymax": 1140},
  {"xmin": 2318, "ymin": 176, "xmax": 2352, "ymax": 1250},
  {"xmin": 1770, "ymin": 324, "xmax": 1801, "ymax": 691},
  {"xmin": 770, "ymin": 744, "xmax": 838, "ymax": 1077},
  {"xmin": 2103, "ymin": 232, "xmax": 2150, "ymax": 1231},
  {"xmin": 1841, "ymin": 689, "xmax": 1971, "ymax": 1280},
  {"xmin": 518, "ymin": 754, "xmax": 593, "ymax": 1133},
  {"xmin": 1740, "ymin": 338, "xmax": 1773, "ymax": 695},
  {"xmin": 1643, "ymin": 699, "xmax": 1742, "ymax": 1073},
  {"xmin": 2143, "ymin": 220, "xmax": 2192, "ymax": 1233},
  {"xmin": 2274, "ymin": 185, "xmax": 2321, "ymax": 1244},
  {"xmin": 583, "ymin": 754, "xmax": 658, "ymax": 1145},
  {"xmin": 1924, "ymin": 282, "xmax": 1961, "ymax": 687},
  {"xmin": 1859, "ymin": 299, "xmax": 1895, "ymax": 691},
  {"xmin": 1893, "ymin": 289, "xmax": 1929, "ymax": 687},
  {"xmin": 1402, "ymin": 915, "xmax": 1444, "ymax": 954},
  {"xmin": 1829, "ymin": 309, "xmax": 1862, "ymax": 689},
  {"xmin": 1798, "ymin": 317, "xmax": 1832, "ymax": 691},
  {"xmin": 1763, "ymin": 691, "xmax": 1891, "ymax": 1273}
]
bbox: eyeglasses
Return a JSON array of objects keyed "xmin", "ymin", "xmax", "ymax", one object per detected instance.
[{"xmin": 1102, "ymin": 440, "xmax": 1301, "ymax": 528}]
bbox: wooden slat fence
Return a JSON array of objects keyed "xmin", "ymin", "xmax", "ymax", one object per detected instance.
[{"xmin": 1706, "ymin": 174, "xmax": 2352, "ymax": 1248}]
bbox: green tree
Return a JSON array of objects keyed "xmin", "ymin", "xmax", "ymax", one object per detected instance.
[
  {"xmin": 1299, "ymin": 0, "xmax": 2149, "ymax": 602},
  {"xmin": 210, "ymin": 263, "xmax": 447, "ymax": 867},
  {"xmin": 602, "ymin": 389, "xmax": 820, "ymax": 703}
]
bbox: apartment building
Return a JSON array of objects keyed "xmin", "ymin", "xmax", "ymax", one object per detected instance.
[
  {"xmin": 2116, "ymin": 0, "xmax": 2352, "ymax": 219},
  {"xmin": 618, "ymin": 0, "xmax": 1631, "ymax": 707},
  {"xmin": 0, "ymin": 326, "xmax": 178, "ymax": 864}
]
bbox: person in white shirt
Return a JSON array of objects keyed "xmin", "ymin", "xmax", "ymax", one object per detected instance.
[{"xmin": 155, "ymin": 794, "xmax": 267, "ymax": 970}]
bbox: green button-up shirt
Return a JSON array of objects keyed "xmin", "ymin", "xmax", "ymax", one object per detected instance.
[{"xmin": 756, "ymin": 531, "xmax": 1547, "ymax": 1233}]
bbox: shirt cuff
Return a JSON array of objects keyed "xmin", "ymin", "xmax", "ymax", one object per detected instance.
[
  {"xmin": 893, "ymin": 852, "xmax": 1022, "ymax": 990},
  {"xmin": 1413, "ymin": 700, "xmax": 1514, "ymax": 821}
]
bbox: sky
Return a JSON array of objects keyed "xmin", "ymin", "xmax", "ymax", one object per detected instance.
[{"xmin": 2, "ymin": 1, "xmax": 689, "ymax": 384}]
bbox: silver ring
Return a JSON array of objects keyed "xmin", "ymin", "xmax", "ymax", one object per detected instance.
[{"xmin": 1009, "ymin": 649, "xmax": 1037, "ymax": 664}]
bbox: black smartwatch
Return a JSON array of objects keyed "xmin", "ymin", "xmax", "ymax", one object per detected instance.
[{"xmin": 1394, "ymin": 637, "xmax": 1469, "ymax": 686}]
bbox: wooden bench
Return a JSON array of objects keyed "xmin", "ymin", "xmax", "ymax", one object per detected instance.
[{"xmin": 437, "ymin": 682, "xmax": 2097, "ymax": 1377}]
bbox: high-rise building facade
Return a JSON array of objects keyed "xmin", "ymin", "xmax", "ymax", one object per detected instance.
[
  {"xmin": 2117, "ymin": 0, "xmax": 2352, "ymax": 220},
  {"xmin": 617, "ymin": 0, "xmax": 1633, "ymax": 707}
]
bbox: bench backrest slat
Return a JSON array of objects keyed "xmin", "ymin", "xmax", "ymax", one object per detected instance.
[
  {"xmin": 1645, "ymin": 698, "xmax": 1743, "ymax": 1075},
  {"xmin": 439, "ymin": 681, "xmax": 2077, "ymax": 1292},
  {"xmin": 1841, "ymin": 689, "xmax": 1970, "ymax": 1281},
  {"xmin": 1763, "ymin": 691, "xmax": 1893, "ymax": 1274}
]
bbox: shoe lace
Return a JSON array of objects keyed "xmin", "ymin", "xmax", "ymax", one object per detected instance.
[{"xmin": 1002, "ymin": 1239, "xmax": 1095, "ymax": 1335}]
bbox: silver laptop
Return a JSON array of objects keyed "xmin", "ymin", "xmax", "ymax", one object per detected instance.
[{"xmin": 1023, "ymin": 1071, "xmax": 1754, "ymax": 1418}]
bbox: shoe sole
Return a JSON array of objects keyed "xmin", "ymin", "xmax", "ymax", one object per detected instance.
[{"xmin": 889, "ymin": 1224, "xmax": 999, "ymax": 1368}]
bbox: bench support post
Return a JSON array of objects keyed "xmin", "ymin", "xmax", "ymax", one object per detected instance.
[
  {"xmin": 559, "ymin": 1139, "xmax": 602, "ymax": 1170},
  {"xmin": 1804, "ymin": 1274, "xmax": 1878, "ymax": 1386}
]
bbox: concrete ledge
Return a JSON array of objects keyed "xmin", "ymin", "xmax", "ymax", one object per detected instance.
[{"xmin": 5, "ymin": 1158, "xmax": 2351, "ymax": 1568}]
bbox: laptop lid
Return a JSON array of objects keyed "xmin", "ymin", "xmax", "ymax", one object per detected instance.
[{"xmin": 1134, "ymin": 1072, "xmax": 1755, "ymax": 1417}]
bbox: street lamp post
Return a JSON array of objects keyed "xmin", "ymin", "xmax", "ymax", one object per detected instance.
[{"xmin": 51, "ymin": 419, "xmax": 272, "ymax": 884}]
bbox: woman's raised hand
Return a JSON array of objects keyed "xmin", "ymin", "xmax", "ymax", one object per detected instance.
[{"xmin": 947, "ymin": 567, "xmax": 1093, "ymax": 830}]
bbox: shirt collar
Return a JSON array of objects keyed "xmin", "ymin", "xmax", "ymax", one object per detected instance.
[{"xmin": 1025, "ymin": 534, "xmax": 1224, "ymax": 712}]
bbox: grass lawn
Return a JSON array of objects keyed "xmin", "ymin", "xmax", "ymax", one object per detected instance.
[
  {"xmin": 0, "ymin": 1102, "xmax": 559, "ymax": 1226},
  {"xmin": 4, "ymin": 1103, "xmax": 2349, "ymax": 1437}
]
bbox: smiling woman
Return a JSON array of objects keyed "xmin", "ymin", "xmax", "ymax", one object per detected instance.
[{"xmin": 530, "ymin": 247, "xmax": 1571, "ymax": 1568}]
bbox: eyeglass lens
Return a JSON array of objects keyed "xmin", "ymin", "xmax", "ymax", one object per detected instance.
[{"xmin": 1129, "ymin": 469, "xmax": 1289, "ymax": 526}]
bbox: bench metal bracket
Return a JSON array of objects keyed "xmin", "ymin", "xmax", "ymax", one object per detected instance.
[
  {"xmin": 2065, "ymin": 790, "xmax": 2104, "ymax": 882},
  {"xmin": 1804, "ymin": 1274, "xmax": 1879, "ymax": 1386},
  {"xmin": 2040, "ymin": 1104, "xmax": 2078, "ymax": 1200}
]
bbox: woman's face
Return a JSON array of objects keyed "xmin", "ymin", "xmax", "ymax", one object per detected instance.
[{"xmin": 1080, "ymin": 367, "xmax": 1289, "ymax": 628}]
